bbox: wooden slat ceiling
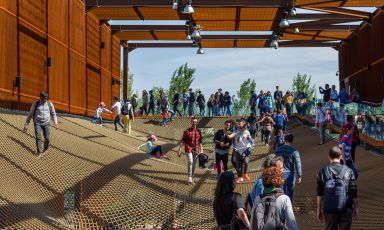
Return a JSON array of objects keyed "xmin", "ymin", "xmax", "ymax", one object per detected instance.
[{"xmin": 86, "ymin": 0, "xmax": 383, "ymax": 48}]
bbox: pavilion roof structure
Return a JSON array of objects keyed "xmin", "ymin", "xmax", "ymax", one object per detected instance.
[{"xmin": 85, "ymin": 0, "xmax": 384, "ymax": 49}]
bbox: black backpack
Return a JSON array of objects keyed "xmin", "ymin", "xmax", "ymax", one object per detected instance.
[
  {"xmin": 322, "ymin": 166, "xmax": 348, "ymax": 214},
  {"xmin": 121, "ymin": 104, "xmax": 128, "ymax": 115},
  {"xmin": 254, "ymin": 192, "xmax": 285, "ymax": 230}
]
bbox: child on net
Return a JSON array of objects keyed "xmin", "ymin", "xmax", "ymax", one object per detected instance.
[{"xmin": 138, "ymin": 135, "xmax": 168, "ymax": 159}]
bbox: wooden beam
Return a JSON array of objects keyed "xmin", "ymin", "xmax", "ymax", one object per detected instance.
[
  {"xmin": 111, "ymin": 25, "xmax": 186, "ymax": 33},
  {"xmin": 127, "ymin": 42, "xmax": 194, "ymax": 48}
]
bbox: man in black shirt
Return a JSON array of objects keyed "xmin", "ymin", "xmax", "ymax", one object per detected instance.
[
  {"xmin": 196, "ymin": 91, "xmax": 206, "ymax": 117},
  {"xmin": 172, "ymin": 88, "xmax": 182, "ymax": 117},
  {"xmin": 319, "ymin": 84, "xmax": 331, "ymax": 104},
  {"xmin": 213, "ymin": 120, "xmax": 232, "ymax": 175},
  {"xmin": 274, "ymin": 85, "xmax": 283, "ymax": 111},
  {"xmin": 316, "ymin": 146, "xmax": 359, "ymax": 230}
]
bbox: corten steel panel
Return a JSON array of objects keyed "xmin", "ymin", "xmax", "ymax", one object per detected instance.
[
  {"xmin": 70, "ymin": 0, "xmax": 86, "ymax": 55},
  {"xmin": 48, "ymin": 0, "xmax": 68, "ymax": 45},
  {"xmin": 19, "ymin": 0, "xmax": 47, "ymax": 32},
  {"xmin": 87, "ymin": 65, "xmax": 101, "ymax": 115},
  {"xmin": 371, "ymin": 12, "xmax": 384, "ymax": 62},
  {"xmin": 111, "ymin": 36, "xmax": 120, "ymax": 78},
  {"xmin": 318, "ymin": 31, "xmax": 351, "ymax": 40},
  {"xmin": 193, "ymin": 8, "xmax": 236, "ymax": 20},
  {"xmin": 138, "ymin": 7, "xmax": 179, "ymax": 20},
  {"xmin": 101, "ymin": 69, "xmax": 112, "ymax": 119},
  {"xmin": 281, "ymin": 33, "xmax": 316, "ymax": 40},
  {"xmin": 111, "ymin": 77, "xmax": 120, "ymax": 101},
  {"xmin": 100, "ymin": 24, "xmax": 111, "ymax": 69},
  {"xmin": 237, "ymin": 40, "xmax": 267, "ymax": 48},
  {"xmin": 343, "ymin": 0, "xmax": 384, "ymax": 7},
  {"xmin": 114, "ymin": 31, "xmax": 153, "ymax": 40},
  {"xmin": 19, "ymin": 21, "xmax": 47, "ymax": 98},
  {"xmin": 0, "ymin": 10, "xmax": 17, "ymax": 106},
  {"xmin": 91, "ymin": 7, "xmax": 139, "ymax": 20},
  {"xmin": 240, "ymin": 8, "xmax": 279, "ymax": 20},
  {"xmin": 295, "ymin": 0, "xmax": 341, "ymax": 7},
  {"xmin": 87, "ymin": 13, "xmax": 100, "ymax": 65},
  {"xmin": 201, "ymin": 41, "xmax": 234, "ymax": 48},
  {"xmin": 48, "ymin": 39, "xmax": 69, "ymax": 112},
  {"xmin": 154, "ymin": 31, "xmax": 186, "ymax": 40},
  {"xmin": 70, "ymin": 53, "xmax": 86, "ymax": 115},
  {"xmin": 0, "ymin": 0, "xmax": 17, "ymax": 13},
  {"xmin": 239, "ymin": 21, "xmax": 275, "ymax": 31},
  {"xmin": 198, "ymin": 21, "xmax": 235, "ymax": 31}
]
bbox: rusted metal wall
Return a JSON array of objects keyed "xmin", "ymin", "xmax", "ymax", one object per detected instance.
[
  {"xmin": 0, "ymin": 0, "xmax": 121, "ymax": 117},
  {"xmin": 339, "ymin": 10, "xmax": 384, "ymax": 103}
]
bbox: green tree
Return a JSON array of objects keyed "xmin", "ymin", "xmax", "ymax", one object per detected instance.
[
  {"xmin": 237, "ymin": 78, "xmax": 256, "ymax": 115},
  {"xmin": 120, "ymin": 70, "xmax": 134, "ymax": 99},
  {"xmin": 167, "ymin": 63, "xmax": 195, "ymax": 99},
  {"xmin": 292, "ymin": 72, "xmax": 316, "ymax": 100}
]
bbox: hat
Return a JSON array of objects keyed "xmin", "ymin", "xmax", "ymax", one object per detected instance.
[
  {"xmin": 99, "ymin": 102, "xmax": 105, "ymax": 107},
  {"xmin": 149, "ymin": 135, "xmax": 157, "ymax": 141},
  {"xmin": 40, "ymin": 91, "xmax": 48, "ymax": 98}
]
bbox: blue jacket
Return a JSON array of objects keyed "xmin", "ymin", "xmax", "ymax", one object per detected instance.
[{"xmin": 275, "ymin": 144, "xmax": 302, "ymax": 177}]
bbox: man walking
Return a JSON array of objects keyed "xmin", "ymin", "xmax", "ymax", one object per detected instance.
[
  {"xmin": 172, "ymin": 88, "xmax": 182, "ymax": 117},
  {"xmin": 122, "ymin": 98, "xmax": 134, "ymax": 135},
  {"xmin": 283, "ymin": 91, "xmax": 293, "ymax": 118},
  {"xmin": 319, "ymin": 84, "xmax": 331, "ymax": 104},
  {"xmin": 182, "ymin": 89, "xmax": 189, "ymax": 116},
  {"xmin": 249, "ymin": 90, "xmax": 258, "ymax": 116},
  {"xmin": 274, "ymin": 86, "xmax": 283, "ymax": 111},
  {"xmin": 275, "ymin": 134, "xmax": 302, "ymax": 202},
  {"xmin": 111, "ymin": 96, "xmax": 124, "ymax": 131},
  {"xmin": 196, "ymin": 91, "xmax": 205, "ymax": 117},
  {"xmin": 213, "ymin": 120, "xmax": 232, "ymax": 176},
  {"xmin": 316, "ymin": 102, "xmax": 327, "ymax": 145},
  {"xmin": 316, "ymin": 146, "xmax": 358, "ymax": 230},
  {"xmin": 188, "ymin": 88, "xmax": 196, "ymax": 116},
  {"xmin": 24, "ymin": 91, "xmax": 58, "ymax": 158},
  {"xmin": 177, "ymin": 117, "xmax": 204, "ymax": 184}
]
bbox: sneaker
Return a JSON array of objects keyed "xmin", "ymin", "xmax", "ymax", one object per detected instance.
[
  {"xmin": 244, "ymin": 173, "xmax": 250, "ymax": 181},
  {"xmin": 188, "ymin": 177, "xmax": 194, "ymax": 184},
  {"xmin": 235, "ymin": 177, "xmax": 243, "ymax": 183},
  {"xmin": 99, "ymin": 124, "xmax": 103, "ymax": 127}
]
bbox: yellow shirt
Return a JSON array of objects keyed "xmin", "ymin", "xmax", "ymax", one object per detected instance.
[{"xmin": 283, "ymin": 95, "xmax": 293, "ymax": 104}]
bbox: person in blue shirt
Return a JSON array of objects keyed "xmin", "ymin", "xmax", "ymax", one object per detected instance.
[
  {"xmin": 339, "ymin": 87, "xmax": 349, "ymax": 105},
  {"xmin": 274, "ymin": 129, "xmax": 286, "ymax": 150},
  {"xmin": 138, "ymin": 135, "xmax": 168, "ymax": 159}
]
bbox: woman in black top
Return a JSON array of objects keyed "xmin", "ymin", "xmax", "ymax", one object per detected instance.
[{"xmin": 213, "ymin": 171, "xmax": 250, "ymax": 229}]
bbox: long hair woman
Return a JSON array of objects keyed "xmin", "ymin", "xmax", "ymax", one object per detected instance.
[{"xmin": 213, "ymin": 171, "xmax": 250, "ymax": 229}]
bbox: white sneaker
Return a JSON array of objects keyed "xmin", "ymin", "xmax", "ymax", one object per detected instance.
[
  {"xmin": 240, "ymin": 177, "xmax": 244, "ymax": 182},
  {"xmin": 99, "ymin": 124, "xmax": 103, "ymax": 127},
  {"xmin": 188, "ymin": 177, "xmax": 194, "ymax": 183}
]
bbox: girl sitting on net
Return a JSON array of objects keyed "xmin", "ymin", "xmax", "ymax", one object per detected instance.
[{"xmin": 138, "ymin": 135, "xmax": 168, "ymax": 159}]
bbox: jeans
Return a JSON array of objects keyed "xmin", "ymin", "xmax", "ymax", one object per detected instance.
[
  {"xmin": 264, "ymin": 130, "xmax": 271, "ymax": 145},
  {"xmin": 346, "ymin": 159, "xmax": 359, "ymax": 179},
  {"xmin": 283, "ymin": 172, "xmax": 296, "ymax": 202},
  {"xmin": 168, "ymin": 109, "xmax": 175, "ymax": 119},
  {"xmin": 162, "ymin": 118, "xmax": 167, "ymax": 126},
  {"xmin": 199, "ymin": 106, "xmax": 205, "ymax": 117},
  {"xmin": 234, "ymin": 151, "xmax": 249, "ymax": 177},
  {"xmin": 142, "ymin": 103, "xmax": 148, "ymax": 115},
  {"xmin": 148, "ymin": 105, "xmax": 155, "ymax": 115},
  {"xmin": 187, "ymin": 152, "xmax": 198, "ymax": 178},
  {"xmin": 183, "ymin": 103, "xmax": 189, "ymax": 116},
  {"xmin": 324, "ymin": 208, "xmax": 352, "ymax": 230},
  {"xmin": 215, "ymin": 152, "xmax": 228, "ymax": 174},
  {"xmin": 91, "ymin": 117, "xmax": 102, "ymax": 125},
  {"xmin": 114, "ymin": 115, "xmax": 124, "ymax": 131},
  {"xmin": 213, "ymin": 105, "xmax": 220, "ymax": 116},
  {"xmin": 173, "ymin": 104, "xmax": 182, "ymax": 117},
  {"xmin": 276, "ymin": 101, "xmax": 282, "ymax": 111},
  {"xmin": 149, "ymin": 146, "xmax": 163, "ymax": 156},
  {"xmin": 351, "ymin": 141, "xmax": 357, "ymax": 162},
  {"xmin": 34, "ymin": 123, "xmax": 50, "ymax": 154},
  {"xmin": 207, "ymin": 107, "xmax": 212, "ymax": 117},
  {"xmin": 122, "ymin": 115, "xmax": 132, "ymax": 135},
  {"xmin": 188, "ymin": 104, "xmax": 195, "ymax": 116},
  {"xmin": 225, "ymin": 105, "xmax": 231, "ymax": 116},
  {"xmin": 319, "ymin": 122, "xmax": 326, "ymax": 144},
  {"xmin": 286, "ymin": 103, "xmax": 292, "ymax": 117}
]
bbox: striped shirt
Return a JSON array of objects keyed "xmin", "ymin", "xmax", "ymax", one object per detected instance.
[{"xmin": 339, "ymin": 134, "xmax": 352, "ymax": 160}]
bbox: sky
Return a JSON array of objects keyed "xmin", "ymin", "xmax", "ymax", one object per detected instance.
[{"xmin": 113, "ymin": 7, "xmax": 376, "ymax": 99}]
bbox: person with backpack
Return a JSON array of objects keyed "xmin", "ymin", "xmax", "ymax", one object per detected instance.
[
  {"xmin": 274, "ymin": 86, "xmax": 283, "ymax": 111},
  {"xmin": 188, "ymin": 88, "xmax": 196, "ymax": 116},
  {"xmin": 196, "ymin": 91, "xmax": 205, "ymax": 117},
  {"xmin": 273, "ymin": 129, "xmax": 285, "ymax": 150},
  {"xmin": 213, "ymin": 171, "xmax": 250, "ymax": 230},
  {"xmin": 23, "ymin": 91, "xmax": 58, "ymax": 158},
  {"xmin": 148, "ymin": 90, "xmax": 155, "ymax": 116},
  {"xmin": 316, "ymin": 146, "xmax": 358, "ymax": 230},
  {"xmin": 130, "ymin": 94, "xmax": 138, "ymax": 113},
  {"xmin": 316, "ymin": 102, "xmax": 327, "ymax": 145},
  {"xmin": 121, "ymin": 99, "xmax": 134, "ymax": 135},
  {"xmin": 257, "ymin": 113, "xmax": 275, "ymax": 147},
  {"xmin": 275, "ymin": 134, "xmax": 302, "ymax": 203},
  {"xmin": 91, "ymin": 102, "xmax": 112, "ymax": 127},
  {"xmin": 247, "ymin": 113, "xmax": 258, "ymax": 139},
  {"xmin": 111, "ymin": 96, "xmax": 124, "ymax": 131},
  {"xmin": 339, "ymin": 126, "xmax": 359, "ymax": 179},
  {"xmin": 250, "ymin": 166, "xmax": 299, "ymax": 230},
  {"xmin": 247, "ymin": 154, "xmax": 283, "ymax": 216},
  {"xmin": 341, "ymin": 115, "xmax": 360, "ymax": 163},
  {"xmin": 213, "ymin": 120, "xmax": 232, "ymax": 176},
  {"xmin": 274, "ymin": 110, "xmax": 287, "ymax": 132},
  {"xmin": 182, "ymin": 89, "xmax": 190, "ymax": 116}
]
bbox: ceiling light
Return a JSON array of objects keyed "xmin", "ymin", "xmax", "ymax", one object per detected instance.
[
  {"xmin": 197, "ymin": 46, "xmax": 205, "ymax": 54},
  {"xmin": 172, "ymin": 0, "xmax": 178, "ymax": 10},
  {"xmin": 270, "ymin": 40, "xmax": 278, "ymax": 49},
  {"xmin": 182, "ymin": 0, "xmax": 194, "ymax": 14},
  {"xmin": 294, "ymin": 28, "xmax": 300, "ymax": 33},
  {"xmin": 290, "ymin": 7, "xmax": 297, "ymax": 16},
  {"xmin": 186, "ymin": 34, "xmax": 191, "ymax": 40},
  {"xmin": 279, "ymin": 18, "xmax": 289, "ymax": 28}
]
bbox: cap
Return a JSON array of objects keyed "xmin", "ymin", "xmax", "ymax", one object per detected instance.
[
  {"xmin": 99, "ymin": 102, "xmax": 105, "ymax": 107},
  {"xmin": 149, "ymin": 135, "xmax": 157, "ymax": 141}
]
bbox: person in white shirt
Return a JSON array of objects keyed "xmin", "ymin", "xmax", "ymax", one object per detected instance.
[
  {"xmin": 111, "ymin": 96, "xmax": 123, "ymax": 131},
  {"xmin": 122, "ymin": 99, "xmax": 134, "ymax": 135},
  {"xmin": 316, "ymin": 102, "xmax": 327, "ymax": 145},
  {"xmin": 91, "ymin": 102, "xmax": 111, "ymax": 126}
]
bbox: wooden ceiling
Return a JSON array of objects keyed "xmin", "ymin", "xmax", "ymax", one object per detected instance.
[{"xmin": 85, "ymin": 0, "xmax": 384, "ymax": 48}]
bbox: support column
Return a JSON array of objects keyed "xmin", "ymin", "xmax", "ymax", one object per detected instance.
[{"xmin": 122, "ymin": 43, "xmax": 128, "ymax": 101}]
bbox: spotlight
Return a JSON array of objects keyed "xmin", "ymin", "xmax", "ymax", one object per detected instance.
[
  {"xmin": 197, "ymin": 46, "xmax": 205, "ymax": 54},
  {"xmin": 186, "ymin": 34, "xmax": 191, "ymax": 40},
  {"xmin": 191, "ymin": 30, "xmax": 201, "ymax": 40},
  {"xmin": 270, "ymin": 40, "xmax": 278, "ymax": 49},
  {"xmin": 279, "ymin": 18, "xmax": 289, "ymax": 28},
  {"xmin": 290, "ymin": 7, "xmax": 297, "ymax": 16},
  {"xmin": 172, "ymin": 0, "xmax": 178, "ymax": 10},
  {"xmin": 182, "ymin": 0, "xmax": 194, "ymax": 14},
  {"xmin": 294, "ymin": 28, "xmax": 300, "ymax": 33}
]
